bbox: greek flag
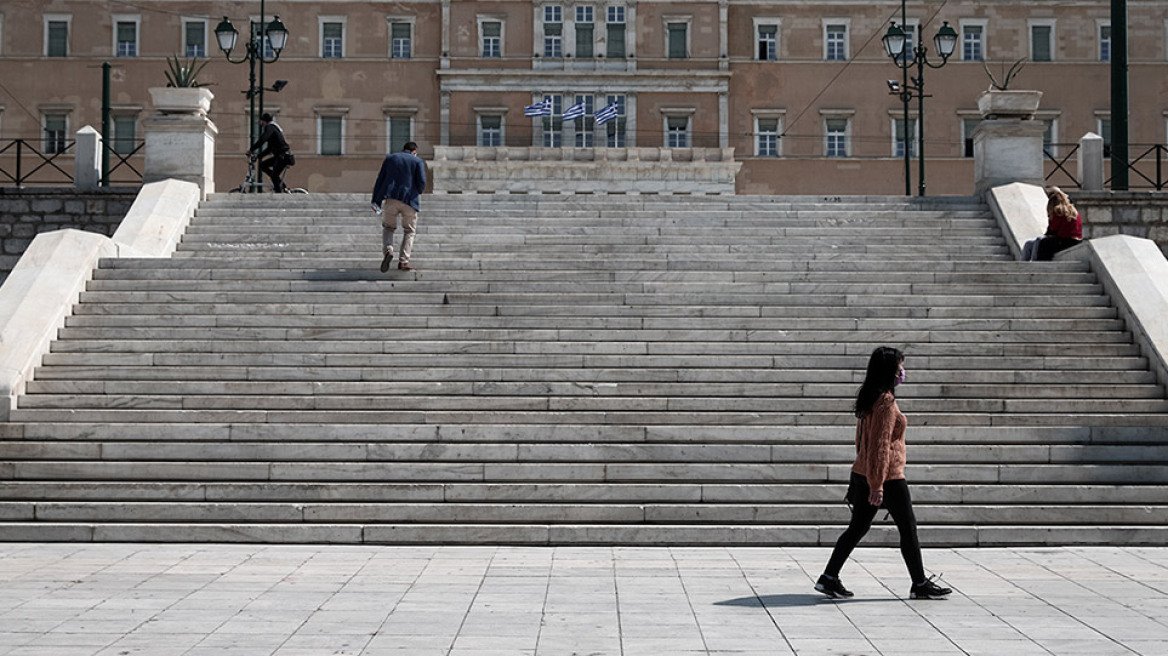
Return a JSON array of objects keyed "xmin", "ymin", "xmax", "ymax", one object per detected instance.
[
  {"xmin": 594, "ymin": 102, "xmax": 621, "ymax": 126},
  {"xmin": 524, "ymin": 98, "xmax": 553, "ymax": 117},
  {"xmin": 562, "ymin": 101, "xmax": 588, "ymax": 122}
]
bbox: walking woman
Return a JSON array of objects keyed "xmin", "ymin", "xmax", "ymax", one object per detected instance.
[{"xmin": 814, "ymin": 346, "xmax": 952, "ymax": 600}]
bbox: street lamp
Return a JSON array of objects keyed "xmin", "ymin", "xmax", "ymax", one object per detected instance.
[
  {"xmin": 882, "ymin": 17, "xmax": 957, "ymax": 196},
  {"xmin": 215, "ymin": 10, "xmax": 288, "ymax": 187}
]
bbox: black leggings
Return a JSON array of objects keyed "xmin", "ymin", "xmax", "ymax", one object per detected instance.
[{"xmin": 824, "ymin": 472, "xmax": 925, "ymax": 583}]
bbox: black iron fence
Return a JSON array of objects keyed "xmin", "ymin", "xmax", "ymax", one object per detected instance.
[
  {"xmin": 1045, "ymin": 142, "xmax": 1168, "ymax": 191},
  {"xmin": 0, "ymin": 139, "xmax": 144, "ymax": 187}
]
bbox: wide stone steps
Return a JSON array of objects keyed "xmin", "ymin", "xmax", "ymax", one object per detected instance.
[{"xmin": 4, "ymin": 193, "xmax": 1168, "ymax": 545}]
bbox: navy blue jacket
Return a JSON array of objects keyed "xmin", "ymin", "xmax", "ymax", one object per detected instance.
[{"xmin": 371, "ymin": 151, "xmax": 427, "ymax": 210}]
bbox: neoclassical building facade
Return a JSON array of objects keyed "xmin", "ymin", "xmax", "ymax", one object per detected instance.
[{"xmin": 1, "ymin": 1, "xmax": 1166, "ymax": 194}]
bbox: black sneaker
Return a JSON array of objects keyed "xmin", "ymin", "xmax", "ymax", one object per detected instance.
[
  {"xmin": 910, "ymin": 578, "xmax": 952, "ymax": 600},
  {"xmin": 814, "ymin": 574, "xmax": 854, "ymax": 599},
  {"xmin": 380, "ymin": 252, "xmax": 394, "ymax": 273}
]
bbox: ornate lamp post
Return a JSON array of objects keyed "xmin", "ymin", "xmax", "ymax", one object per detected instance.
[
  {"xmin": 882, "ymin": 18, "xmax": 958, "ymax": 196},
  {"xmin": 214, "ymin": 11, "xmax": 288, "ymax": 186}
]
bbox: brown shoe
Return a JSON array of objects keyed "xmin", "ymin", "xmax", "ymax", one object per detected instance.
[{"xmin": 397, "ymin": 263, "xmax": 414, "ymax": 271}]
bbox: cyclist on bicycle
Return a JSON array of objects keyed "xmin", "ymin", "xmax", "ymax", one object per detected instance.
[{"xmin": 247, "ymin": 113, "xmax": 293, "ymax": 193}]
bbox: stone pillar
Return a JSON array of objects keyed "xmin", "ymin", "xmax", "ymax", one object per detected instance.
[
  {"xmin": 1078, "ymin": 132, "xmax": 1105, "ymax": 191},
  {"xmin": 143, "ymin": 88, "xmax": 217, "ymax": 198},
  {"xmin": 73, "ymin": 126, "xmax": 102, "ymax": 190},
  {"xmin": 972, "ymin": 90, "xmax": 1046, "ymax": 197}
]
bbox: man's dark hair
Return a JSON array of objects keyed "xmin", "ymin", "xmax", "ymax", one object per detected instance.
[
  {"xmin": 261, "ymin": 113, "xmax": 274, "ymax": 123},
  {"xmin": 402, "ymin": 141, "xmax": 418, "ymax": 152}
]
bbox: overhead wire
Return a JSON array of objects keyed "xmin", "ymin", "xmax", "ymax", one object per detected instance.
[{"xmin": 781, "ymin": 0, "xmax": 952, "ymax": 139}]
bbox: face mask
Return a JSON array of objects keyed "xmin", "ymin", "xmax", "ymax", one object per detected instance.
[{"xmin": 894, "ymin": 369, "xmax": 906, "ymax": 387}]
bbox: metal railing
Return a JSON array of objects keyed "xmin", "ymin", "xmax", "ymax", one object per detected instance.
[
  {"xmin": 1045, "ymin": 142, "xmax": 1168, "ymax": 191},
  {"xmin": 0, "ymin": 139, "xmax": 76, "ymax": 186},
  {"xmin": 1112, "ymin": 144, "xmax": 1167, "ymax": 191},
  {"xmin": 1043, "ymin": 144, "xmax": 1081, "ymax": 189},
  {"xmin": 0, "ymin": 138, "xmax": 144, "ymax": 187}
]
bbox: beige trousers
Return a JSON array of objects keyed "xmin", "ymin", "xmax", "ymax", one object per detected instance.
[{"xmin": 380, "ymin": 198, "xmax": 418, "ymax": 266}]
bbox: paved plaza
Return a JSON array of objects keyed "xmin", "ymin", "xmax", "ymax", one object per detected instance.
[{"xmin": 0, "ymin": 543, "xmax": 1165, "ymax": 655}]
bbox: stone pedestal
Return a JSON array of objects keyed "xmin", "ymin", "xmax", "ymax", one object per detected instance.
[
  {"xmin": 73, "ymin": 126, "xmax": 102, "ymax": 190},
  {"xmin": 143, "ymin": 88, "xmax": 217, "ymax": 198},
  {"xmin": 972, "ymin": 119, "xmax": 1046, "ymax": 197},
  {"xmin": 1078, "ymin": 132, "xmax": 1105, "ymax": 191}
]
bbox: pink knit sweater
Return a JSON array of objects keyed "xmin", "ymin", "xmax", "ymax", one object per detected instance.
[{"xmin": 852, "ymin": 392, "xmax": 907, "ymax": 490}]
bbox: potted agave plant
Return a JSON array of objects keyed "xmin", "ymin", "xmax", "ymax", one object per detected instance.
[
  {"xmin": 150, "ymin": 55, "xmax": 214, "ymax": 115},
  {"xmin": 976, "ymin": 58, "xmax": 1042, "ymax": 119}
]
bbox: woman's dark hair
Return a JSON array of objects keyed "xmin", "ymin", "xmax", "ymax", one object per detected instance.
[{"xmin": 854, "ymin": 346, "xmax": 904, "ymax": 418}]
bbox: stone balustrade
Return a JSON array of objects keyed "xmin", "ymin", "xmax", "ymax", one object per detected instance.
[{"xmin": 429, "ymin": 146, "xmax": 741, "ymax": 194}]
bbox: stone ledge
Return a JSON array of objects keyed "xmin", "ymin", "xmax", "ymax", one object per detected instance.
[
  {"xmin": 1059, "ymin": 234, "xmax": 1168, "ymax": 389},
  {"xmin": 986, "ymin": 182, "xmax": 1047, "ymax": 259},
  {"xmin": 0, "ymin": 179, "xmax": 199, "ymax": 420},
  {"xmin": 430, "ymin": 146, "xmax": 741, "ymax": 195}
]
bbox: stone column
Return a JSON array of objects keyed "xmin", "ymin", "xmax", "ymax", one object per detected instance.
[
  {"xmin": 1078, "ymin": 132, "xmax": 1105, "ymax": 191},
  {"xmin": 972, "ymin": 90, "xmax": 1045, "ymax": 197},
  {"xmin": 73, "ymin": 126, "xmax": 102, "ymax": 190},
  {"xmin": 142, "ymin": 88, "xmax": 217, "ymax": 198}
]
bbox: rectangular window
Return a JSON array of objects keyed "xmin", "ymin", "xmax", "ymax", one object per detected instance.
[
  {"xmin": 825, "ymin": 118, "xmax": 848, "ymax": 158},
  {"xmin": 482, "ymin": 21, "xmax": 502, "ymax": 58},
  {"xmin": 757, "ymin": 24, "xmax": 777, "ymax": 61},
  {"xmin": 573, "ymin": 95, "xmax": 595, "ymax": 147},
  {"xmin": 319, "ymin": 116, "xmax": 343, "ymax": 156},
  {"xmin": 667, "ymin": 22, "xmax": 687, "ymax": 59},
  {"xmin": 825, "ymin": 24, "xmax": 847, "ymax": 61},
  {"xmin": 322, "ymin": 22, "xmax": 344, "ymax": 58},
  {"xmin": 544, "ymin": 6, "xmax": 563, "ymax": 58},
  {"xmin": 1099, "ymin": 118, "xmax": 1112, "ymax": 158},
  {"xmin": 756, "ymin": 117, "xmax": 779, "ymax": 157},
  {"xmin": 116, "ymin": 20, "xmax": 137, "ymax": 57},
  {"xmin": 542, "ymin": 95, "xmax": 563, "ymax": 147},
  {"xmin": 1031, "ymin": 24, "xmax": 1052, "ymax": 62},
  {"xmin": 606, "ymin": 6, "xmax": 626, "ymax": 58},
  {"xmin": 251, "ymin": 22, "xmax": 276, "ymax": 59},
  {"xmin": 963, "ymin": 118, "xmax": 981, "ymax": 157},
  {"xmin": 1099, "ymin": 24, "xmax": 1111, "ymax": 62},
  {"xmin": 893, "ymin": 117, "xmax": 917, "ymax": 158},
  {"xmin": 387, "ymin": 116, "xmax": 412, "ymax": 152},
  {"xmin": 184, "ymin": 20, "xmax": 207, "ymax": 58},
  {"xmin": 666, "ymin": 116, "xmax": 690, "ymax": 148},
  {"xmin": 391, "ymin": 22, "xmax": 412, "ymax": 59},
  {"xmin": 962, "ymin": 24, "xmax": 983, "ymax": 62},
  {"xmin": 605, "ymin": 94, "xmax": 626, "ymax": 147},
  {"xmin": 47, "ymin": 20, "xmax": 69, "ymax": 57},
  {"xmin": 576, "ymin": 6, "xmax": 594, "ymax": 59},
  {"xmin": 112, "ymin": 115, "xmax": 136, "ymax": 155},
  {"xmin": 895, "ymin": 21, "xmax": 917, "ymax": 64},
  {"xmin": 1042, "ymin": 119, "xmax": 1055, "ymax": 156},
  {"xmin": 480, "ymin": 115, "xmax": 502, "ymax": 146},
  {"xmin": 44, "ymin": 114, "xmax": 67, "ymax": 154}
]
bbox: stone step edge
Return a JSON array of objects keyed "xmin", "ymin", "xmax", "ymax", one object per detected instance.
[{"xmin": 0, "ymin": 523, "xmax": 1162, "ymax": 546}]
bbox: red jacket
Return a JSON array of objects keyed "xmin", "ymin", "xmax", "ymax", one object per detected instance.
[{"xmin": 1047, "ymin": 211, "xmax": 1082, "ymax": 240}]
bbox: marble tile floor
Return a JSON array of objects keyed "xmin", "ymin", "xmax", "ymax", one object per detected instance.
[{"xmin": 0, "ymin": 543, "xmax": 1165, "ymax": 656}]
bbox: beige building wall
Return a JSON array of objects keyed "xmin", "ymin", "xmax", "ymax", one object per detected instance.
[{"xmin": 0, "ymin": 1, "xmax": 1165, "ymax": 195}]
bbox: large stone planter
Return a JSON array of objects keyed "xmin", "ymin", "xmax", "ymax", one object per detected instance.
[
  {"xmin": 976, "ymin": 89, "xmax": 1043, "ymax": 120},
  {"xmin": 972, "ymin": 88, "xmax": 1045, "ymax": 196},
  {"xmin": 148, "ymin": 87, "xmax": 213, "ymax": 116},
  {"xmin": 144, "ymin": 87, "xmax": 217, "ymax": 196}
]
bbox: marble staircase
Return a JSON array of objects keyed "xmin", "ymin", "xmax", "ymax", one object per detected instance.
[{"xmin": 2, "ymin": 193, "xmax": 1166, "ymax": 545}]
